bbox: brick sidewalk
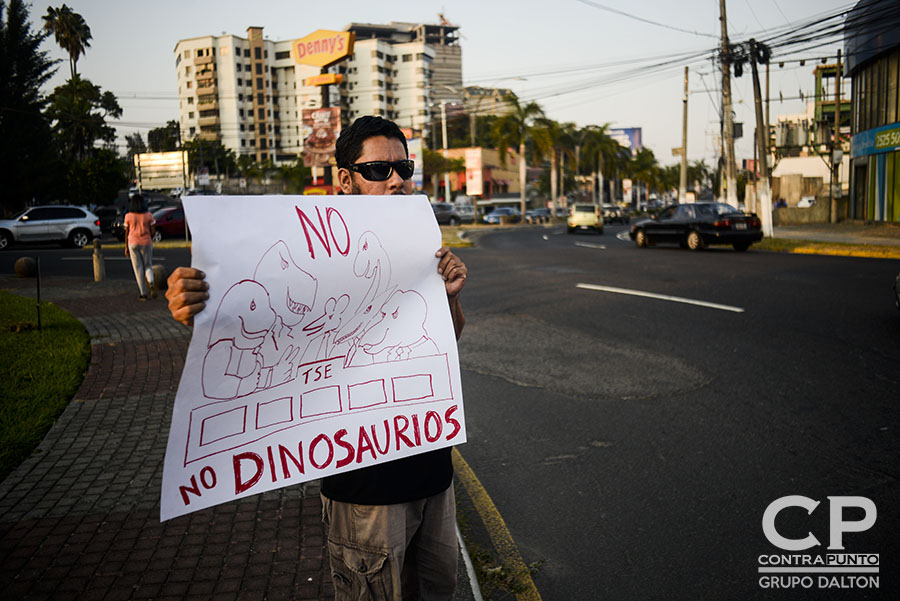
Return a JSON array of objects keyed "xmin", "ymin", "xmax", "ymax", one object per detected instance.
[{"xmin": 0, "ymin": 279, "xmax": 332, "ymax": 600}]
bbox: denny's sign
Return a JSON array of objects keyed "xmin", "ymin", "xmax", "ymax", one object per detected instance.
[{"xmin": 292, "ymin": 30, "xmax": 355, "ymax": 68}]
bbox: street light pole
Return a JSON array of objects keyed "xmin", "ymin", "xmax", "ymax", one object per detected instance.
[{"xmin": 441, "ymin": 100, "xmax": 450, "ymax": 202}]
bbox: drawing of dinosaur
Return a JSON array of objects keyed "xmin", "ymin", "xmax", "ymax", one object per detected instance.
[
  {"xmin": 252, "ymin": 241, "xmax": 316, "ymax": 386},
  {"xmin": 202, "ymin": 280, "xmax": 276, "ymax": 400},
  {"xmin": 300, "ymin": 294, "xmax": 351, "ymax": 363},
  {"xmin": 334, "ymin": 231, "xmax": 398, "ymax": 364},
  {"xmin": 356, "ymin": 289, "xmax": 439, "ymax": 363}
]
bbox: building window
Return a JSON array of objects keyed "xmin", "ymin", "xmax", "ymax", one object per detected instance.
[
  {"xmin": 254, "ymin": 47, "xmax": 261, "ymax": 59},
  {"xmin": 244, "ymin": 49, "xmax": 250, "ymax": 58},
  {"xmin": 403, "ymin": 54, "xmax": 412, "ymax": 62},
  {"xmin": 250, "ymin": 139, "xmax": 255, "ymax": 146},
  {"xmin": 184, "ymin": 50, "xmax": 190, "ymax": 59},
  {"xmin": 257, "ymin": 93, "xmax": 264, "ymax": 104},
  {"xmin": 249, "ymin": 124, "xmax": 255, "ymax": 132},
  {"xmin": 188, "ymin": 112, "xmax": 194, "ymax": 119},
  {"xmin": 189, "ymin": 126, "xmax": 196, "ymax": 135},
  {"xmin": 258, "ymin": 108, "xmax": 265, "ymax": 119},
  {"xmin": 239, "ymin": 109, "xmax": 244, "ymax": 117},
  {"xmin": 236, "ymin": 64, "xmax": 242, "ymax": 72},
  {"xmin": 275, "ymin": 50, "xmax": 290, "ymax": 60},
  {"xmin": 187, "ymin": 97, "xmax": 194, "ymax": 104},
  {"xmin": 186, "ymin": 81, "xmax": 192, "ymax": 89},
  {"xmin": 255, "ymin": 63, "xmax": 262, "ymax": 74},
  {"xmin": 237, "ymin": 78, "xmax": 242, "ymax": 86},
  {"xmin": 241, "ymin": 139, "xmax": 246, "ymax": 147},
  {"xmin": 256, "ymin": 78, "xmax": 263, "ymax": 89}
]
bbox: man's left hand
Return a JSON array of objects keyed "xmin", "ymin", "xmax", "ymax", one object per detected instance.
[{"xmin": 435, "ymin": 247, "xmax": 467, "ymax": 298}]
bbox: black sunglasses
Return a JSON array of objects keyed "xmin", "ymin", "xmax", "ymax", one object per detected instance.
[{"xmin": 348, "ymin": 160, "xmax": 415, "ymax": 182}]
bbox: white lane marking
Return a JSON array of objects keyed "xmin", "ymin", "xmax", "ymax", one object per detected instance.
[
  {"xmin": 574, "ymin": 242, "xmax": 606, "ymax": 249},
  {"xmin": 542, "ymin": 234, "xmax": 549, "ymax": 240},
  {"xmin": 62, "ymin": 256, "xmax": 167, "ymax": 261},
  {"xmin": 616, "ymin": 231, "xmax": 631, "ymax": 241},
  {"xmin": 576, "ymin": 283, "xmax": 745, "ymax": 313}
]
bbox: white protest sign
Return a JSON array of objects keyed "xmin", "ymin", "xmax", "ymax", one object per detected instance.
[{"xmin": 161, "ymin": 195, "xmax": 465, "ymax": 521}]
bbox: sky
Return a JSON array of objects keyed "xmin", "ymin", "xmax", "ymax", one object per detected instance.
[{"xmin": 26, "ymin": 0, "xmax": 855, "ymax": 169}]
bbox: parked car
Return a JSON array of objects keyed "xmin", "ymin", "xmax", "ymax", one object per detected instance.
[
  {"xmin": 431, "ymin": 202, "xmax": 461, "ymax": 226},
  {"xmin": 152, "ymin": 206, "xmax": 187, "ymax": 241},
  {"xmin": 483, "ymin": 207, "xmax": 521, "ymax": 224},
  {"xmin": 567, "ymin": 204, "xmax": 603, "ymax": 234},
  {"xmin": 526, "ymin": 208, "xmax": 552, "ymax": 224},
  {"xmin": 92, "ymin": 206, "xmax": 121, "ymax": 234},
  {"xmin": 629, "ymin": 202, "xmax": 762, "ymax": 251},
  {"xmin": 455, "ymin": 204, "xmax": 475, "ymax": 224},
  {"xmin": 0, "ymin": 205, "xmax": 101, "ymax": 250}
]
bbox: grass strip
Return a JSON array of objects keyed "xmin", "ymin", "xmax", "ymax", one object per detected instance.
[{"xmin": 0, "ymin": 291, "xmax": 90, "ymax": 480}]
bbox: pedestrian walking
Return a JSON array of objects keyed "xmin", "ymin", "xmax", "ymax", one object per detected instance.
[{"xmin": 124, "ymin": 195, "xmax": 157, "ymax": 300}]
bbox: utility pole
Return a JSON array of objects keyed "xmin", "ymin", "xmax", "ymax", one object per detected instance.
[
  {"xmin": 719, "ymin": 0, "xmax": 738, "ymax": 208},
  {"xmin": 680, "ymin": 66, "xmax": 689, "ymax": 203},
  {"xmin": 749, "ymin": 40, "xmax": 773, "ymax": 237},
  {"xmin": 831, "ymin": 49, "xmax": 842, "ymax": 224},
  {"xmin": 441, "ymin": 100, "xmax": 450, "ymax": 202}
]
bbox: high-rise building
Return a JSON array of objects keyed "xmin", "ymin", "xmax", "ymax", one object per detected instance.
[{"xmin": 174, "ymin": 21, "xmax": 462, "ymax": 164}]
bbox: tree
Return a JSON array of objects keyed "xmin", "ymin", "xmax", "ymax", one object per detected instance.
[
  {"xmin": 66, "ymin": 148, "xmax": 126, "ymax": 206},
  {"xmin": 125, "ymin": 132, "xmax": 146, "ymax": 157},
  {"xmin": 42, "ymin": 4, "xmax": 90, "ymax": 80},
  {"xmin": 580, "ymin": 125, "xmax": 619, "ymax": 204},
  {"xmin": 491, "ymin": 94, "xmax": 544, "ymax": 220},
  {"xmin": 148, "ymin": 120, "xmax": 180, "ymax": 152},
  {"xmin": 626, "ymin": 148, "xmax": 660, "ymax": 208},
  {"xmin": 46, "ymin": 76, "xmax": 122, "ymax": 162},
  {"xmin": 0, "ymin": 0, "xmax": 59, "ymax": 215},
  {"xmin": 533, "ymin": 119, "xmax": 577, "ymax": 213},
  {"xmin": 182, "ymin": 138, "xmax": 236, "ymax": 179}
]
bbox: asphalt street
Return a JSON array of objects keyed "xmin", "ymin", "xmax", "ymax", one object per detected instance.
[
  {"xmin": 3, "ymin": 225, "xmax": 898, "ymax": 600},
  {"xmin": 452, "ymin": 224, "xmax": 899, "ymax": 600}
]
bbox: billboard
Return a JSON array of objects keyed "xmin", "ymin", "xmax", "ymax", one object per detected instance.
[
  {"xmin": 133, "ymin": 151, "xmax": 188, "ymax": 190},
  {"xmin": 608, "ymin": 128, "xmax": 643, "ymax": 156},
  {"xmin": 292, "ymin": 30, "xmax": 355, "ymax": 68},
  {"xmin": 407, "ymin": 138, "xmax": 424, "ymax": 190},
  {"xmin": 465, "ymin": 148, "xmax": 483, "ymax": 196},
  {"xmin": 302, "ymin": 108, "xmax": 340, "ymax": 168}
]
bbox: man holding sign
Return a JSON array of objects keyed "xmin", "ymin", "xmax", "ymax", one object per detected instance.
[{"xmin": 166, "ymin": 116, "xmax": 468, "ymax": 601}]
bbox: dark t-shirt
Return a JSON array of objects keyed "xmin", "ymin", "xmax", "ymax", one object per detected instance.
[{"xmin": 320, "ymin": 448, "xmax": 453, "ymax": 505}]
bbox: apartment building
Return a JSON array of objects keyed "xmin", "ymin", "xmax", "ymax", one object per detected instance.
[{"xmin": 174, "ymin": 21, "xmax": 462, "ymax": 164}]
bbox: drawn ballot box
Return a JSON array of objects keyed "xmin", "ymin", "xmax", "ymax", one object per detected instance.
[{"xmin": 183, "ymin": 353, "xmax": 454, "ymax": 466}]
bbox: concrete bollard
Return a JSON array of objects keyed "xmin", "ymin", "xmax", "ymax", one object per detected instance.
[
  {"xmin": 151, "ymin": 264, "xmax": 168, "ymax": 290},
  {"xmin": 14, "ymin": 256, "xmax": 37, "ymax": 278},
  {"xmin": 92, "ymin": 238, "xmax": 106, "ymax": 282}
]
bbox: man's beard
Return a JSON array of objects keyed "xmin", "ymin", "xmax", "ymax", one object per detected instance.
[{"xmin": 351, "ymin": 182, "xmax": 407, "ymax": 195}]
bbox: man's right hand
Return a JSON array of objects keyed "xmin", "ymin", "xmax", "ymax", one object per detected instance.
[{"xmin": 166, "ymin": 267, "xmax": 209, "ymax": 326}]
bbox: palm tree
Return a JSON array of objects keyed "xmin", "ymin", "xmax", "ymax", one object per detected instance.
[
  {"xmin": 581, "ymin": 125, "xmax": 619, "ymax": 204},
  {"xmin": 491, "ymin": 94, "xmax": 544, "ymax": 220},
  {"xmin": 42, "ymin": 4, "xmax": 91, "ymax": 80},
  {"xmin": 533, "ymin": 119, "xmax": 578, "ymax": 215},
  {"xmin": 626, "ymin": 148, "xmax": 660, "ymax": 209}
]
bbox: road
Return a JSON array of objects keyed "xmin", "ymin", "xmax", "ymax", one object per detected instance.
[
  {"xmin": 0, "ymin": 238, "xmax": 192, "ymax": 283},
  {"xmin": 3, "ymin": 226, "xmax": 897, "ymax": 599},
  {"xmin": 452, "ymin": 225, "xmax": 899, "ymax": 600}
]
